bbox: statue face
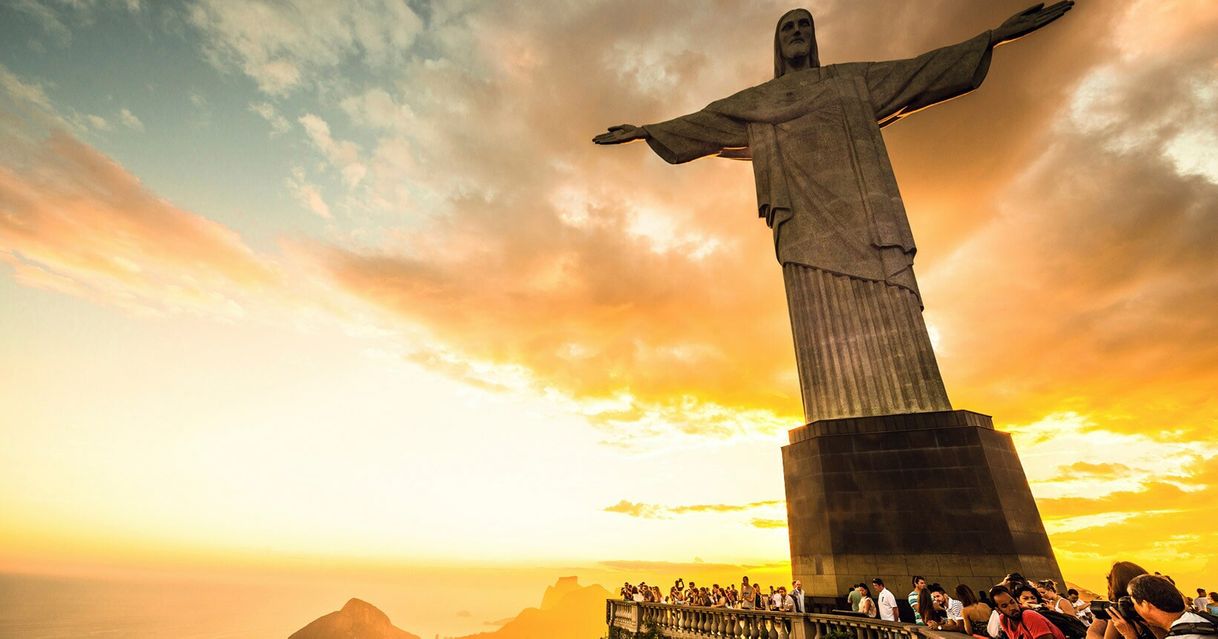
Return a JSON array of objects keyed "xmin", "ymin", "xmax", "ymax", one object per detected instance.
[{"xmin": 778, "ymin": 10, "xmax": 814, "ymax": 62}]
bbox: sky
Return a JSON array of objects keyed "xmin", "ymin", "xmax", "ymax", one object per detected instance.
[{"xmin": 2, "ymin": 0, "xmax": 1217, "ymax": 626}]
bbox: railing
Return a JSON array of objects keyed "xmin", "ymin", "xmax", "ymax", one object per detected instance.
[{"xmin": 606, "ymin": 600, "xmax": 959, "ymax": 639}]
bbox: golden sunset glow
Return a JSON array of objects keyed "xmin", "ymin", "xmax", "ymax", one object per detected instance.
[{"xmin": 2, "ymin": 0, "xmax": 1217, "ymax": 637}]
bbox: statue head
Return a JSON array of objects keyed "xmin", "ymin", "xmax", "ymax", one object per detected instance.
[{"xmin": 773, "ymin": 8, "xmax": 820, "ymax": 78}]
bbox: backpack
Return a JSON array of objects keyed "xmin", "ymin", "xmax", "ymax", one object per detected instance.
[
  {"xmin": 1039, "ymin": 608, "xmax": 1088, "ymax": 639},
  {"xmin": 1166, "ymin": 611, "xmax": 1218, "ymax": 637}
]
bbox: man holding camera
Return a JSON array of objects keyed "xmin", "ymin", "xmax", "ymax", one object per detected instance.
[{"xmin": 1110, "ymin": 575, "xmax": 1218, "ymax": 639}]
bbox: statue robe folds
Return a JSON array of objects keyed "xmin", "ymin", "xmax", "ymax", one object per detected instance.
[{"xmin": 643, "ymin": 32, "xmax": 993, "ymax": 423}]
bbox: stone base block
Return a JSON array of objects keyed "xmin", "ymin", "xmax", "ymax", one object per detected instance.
[{"xmin": 782, "ymin": 409, "xmax": 1062, "ymax": 597}]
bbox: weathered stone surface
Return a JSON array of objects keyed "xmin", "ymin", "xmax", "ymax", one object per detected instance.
[{"xmin": 783, "ymin": 410, "xmax": 1063, "ymax": 597}]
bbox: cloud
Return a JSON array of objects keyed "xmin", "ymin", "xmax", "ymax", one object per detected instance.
[
  {"xmin": 597, "ymin": 559, "xmax": 769, "ymax": 574},
  {"xmin": 249, "ymin": 101, "xmax": 291, "ymax": 135},
  {"xmin": 84, "ymin": 114, "xmax": 110, "ymax": 130},
  {"xmin": 298, "ymin": 113, "xmax": 366, "ymax": 187},
  {"xmin": 0, "ymin": 129, "xmax": 278, "ymax": 318},
  {"xmin": 0, "ymin": 66, "xmax": 280, "ymax": 319},
  {"xmin": 287, "ymin": 166, "xmax": 332, "ymax": 219},
  {"xmin": 118, "ymin": 107, "xmax": 143, "ymax": 131},
  {"xmin": 750, "ymin": 519, "xmax": 786, "ymax": 529},
  {"xmin": 604, "ymin": 499, "xmax": 781, "ymax": 519},
  {"xmin": 189, "ymin": 0, "xmax": 424, "ymax": 95}
]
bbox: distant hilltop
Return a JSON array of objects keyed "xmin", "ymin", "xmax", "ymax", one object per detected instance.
[
  {"xmin": 289, "ymin": 598, "xmax": 420, "ymax": 639},
  {"xmin": 289, "ymin": 577, "xmax": 611, "ymax": 639}
]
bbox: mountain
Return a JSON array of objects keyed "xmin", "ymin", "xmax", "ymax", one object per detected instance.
[
  {"xmin": 289, "ymin": 577, "xmax": 611, "ymax": 639},
  {"xmin": 457, "ymin": 577, "xmax": 612, "ymax": 639},
  {"xmin": 289, "ymin": 598, "xmax": 420, "ymax": 639},
  {"xmin": 540, "ymin": 575, "xmax": 582, "ymax": 610}
]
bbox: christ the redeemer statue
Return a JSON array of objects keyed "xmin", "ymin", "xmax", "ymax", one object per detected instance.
[{"xmin": 595, "ymin": 3, "xmax": 1072, "ymax": 424}]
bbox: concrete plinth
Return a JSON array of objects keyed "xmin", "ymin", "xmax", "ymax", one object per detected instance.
[{"xmin": 782, "ymin": 410, "xmax": 1062, "ymax": 598}]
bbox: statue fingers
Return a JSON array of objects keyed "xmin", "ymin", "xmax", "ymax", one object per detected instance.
[
  {"xmin": 1034, "ymin": 5, "xmax": 1071, "ymax": 26},
  {"xmin": 1020, "ymin": 2, "xmax": 1046, "ymax": 16}
]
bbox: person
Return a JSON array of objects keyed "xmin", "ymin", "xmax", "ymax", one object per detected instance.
[
  {"xmin": 780, "ymin": 587, "xmax": 797, "ymax": 612},
  {"xmin": 958, "ymin": 584, "xmax": 994, "ymax": 638},
  {"xmin": 741, "ymin": 576, "xmax": 755, "ymax": 610},
  {"xmin": 920, "ymin": 584, "xmax": 944, "ymax": 628},
  {"xmin": 792, "ymin": 580, "xmax": 806, "ymax": 614},
  {"xmin": 859, "ymin": 584, "xmax": 878, "ymax": 619},
  {"xmin": 1194, "ymin": 590, "xmax": 1210, "ymax": 614},
  {"xmin": 594, "ymin": 3, "xmax": 1075, "ymax": 423},
  {"xmin": 755, "ymin": 583, "xmax": 765, "ymax": 610},
  {"xmin": 849, "ymin": 582, "xmax": 864, "ymax": 612},
  {"xmin": 931, "ymin": 583, "xmax": 965, "ymax": 631},
  {"xmin": 1019, "ymin": 585, "xmax": 1048, "ymax": 610},
  {"xmin": 874, "ymin": 578, "xmax": 899, "ymax": 622},
  {"xmin": 992, "ymin": 574, "xmax": 1032, "ymax": 638},
  {"xmin": 771, "ymin": 585, "xmax": 784, "ymax": 611},
  {"xmin": 1067, "ymin": 589, "xmax": 1093, "ymax": 625},
  {"xmin": 1023, "ymin": 586, "xmax": 1090, "ymax": 639},
  {"xmin": 1087, "ymin": 561, "xmax": 1150, "ymax": 639},
  {"xmin": 1040, "ymin": 581, "xmax": 1078, "ymax": 618},
  {"xmin": 1207, "ymin": 592, "xmax": 1218, "ymax": 616},
  {"xmin": 911, "ymin": 576, "xmax": 928, "ymax": 625},
  {"xmin": 1111, "ymin": 575, "xmax": 1218, "ymax": 639},
  {"xmin": 991, "ymin": 585, "xmax": 1067, "ymax": 639}
]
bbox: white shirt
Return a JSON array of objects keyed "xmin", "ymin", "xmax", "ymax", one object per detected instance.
[
  {"xmin": 945, "ymin": 597, "xmax": 964, "ymax": 621},
  {"xmin": 781, "ymin": 595, "xmax": 796, "ymax": 612},
  {"xmin": 878, "ymin": 588, "xmax": 899, "ymax": 622},
  {"xmin": 988, "ymin": 609, "xmax": 1002, "ymax": 638},
  {"xmin": 1194, "ymin": 596, "xmax": 1210, "ymax": 612},
  {"xmin": 1170, "ymin": 611, "xmax": 1213, "ymax": 639}
]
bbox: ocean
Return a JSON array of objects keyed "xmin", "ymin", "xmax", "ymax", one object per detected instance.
[{"xmin": 0, "ymin": 570, "xmax": 536, "ymax": 638}]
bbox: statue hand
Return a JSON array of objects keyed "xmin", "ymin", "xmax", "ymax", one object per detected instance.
[
  {"xmin": 992, "ymin": 1, "xmax": 1073, "ymax": 46},
  {"xmin": 593, "ymin": 124, "xmax": 648, "ymax": 145}
]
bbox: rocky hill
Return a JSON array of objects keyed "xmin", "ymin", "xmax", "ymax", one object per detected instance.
[
  {"xmin": 289, "ymin": 598, "xmax": 420, "ymax": 639},
  {"xmin": 288, "ymin": 577, "xmax": 611, "ymax": 639}
]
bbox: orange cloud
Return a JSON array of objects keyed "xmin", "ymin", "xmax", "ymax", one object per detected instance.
[
  {"xmin": 603, "ymin": 499, "xmax": 781, "ymax": 519},
  {"xmin": 0, "ymin": 130, "xmax": 277, "ymax": 318}
]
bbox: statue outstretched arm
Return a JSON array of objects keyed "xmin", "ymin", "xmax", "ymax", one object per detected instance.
[
  {"xmin": 865, "ymin": 1, "xmax": 1073, "ymax": 127},
  {"xmin": 594, "ymin": 110, "xmax": 747, "ymax": 164}
]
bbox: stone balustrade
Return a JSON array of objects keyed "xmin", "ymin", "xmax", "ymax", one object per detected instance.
[{"xmin": 606, "ymin": 600, "xmax": 955, "ymax": 639}]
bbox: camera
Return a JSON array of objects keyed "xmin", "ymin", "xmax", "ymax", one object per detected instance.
[{"xmin": 1091, "ymin": 598, "xmax": 1142, "ymax": 622}]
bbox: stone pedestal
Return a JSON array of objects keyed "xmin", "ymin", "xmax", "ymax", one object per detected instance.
[{"xmin": 782, "ymin": 410, "xmax": 1062, "ymax": 597}]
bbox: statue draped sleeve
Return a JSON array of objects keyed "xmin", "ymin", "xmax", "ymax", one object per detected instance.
[
  {"xmin": 863, "ymin": 30, "xmax": 994, "ymax": 128},
  {"xmin": 641, "ymin": 110, "xmax": 748, "ymax": 165}
]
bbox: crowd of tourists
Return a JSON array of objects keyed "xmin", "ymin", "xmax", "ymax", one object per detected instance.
[
  {"xmin": 618, "ymin": 561, "xmax": 1218, "ymax": 639},
  {"xmin": 618, "ymin": 577, "xmax": 808, "ymax": 612}
]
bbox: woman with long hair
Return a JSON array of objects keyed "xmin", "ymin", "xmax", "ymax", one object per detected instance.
[
  {"xmin": 858, "ymin": 584, "xmax": 878, "ymax": 619},
  {"xmin": 920, "ymin": 585, "xmax": 944, "ymax": 628},
  {"xmin": 1087, "ymin": 561, "xmax": 1159, "ymax": 639},
  {"xmin": 957, "ymin": 584, "xmax": 993, "ymax": 639}
]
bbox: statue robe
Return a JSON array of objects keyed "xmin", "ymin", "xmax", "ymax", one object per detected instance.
[{"xmin": 642, "ymin": 32, "xmax": 993, "ymax": 422}]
